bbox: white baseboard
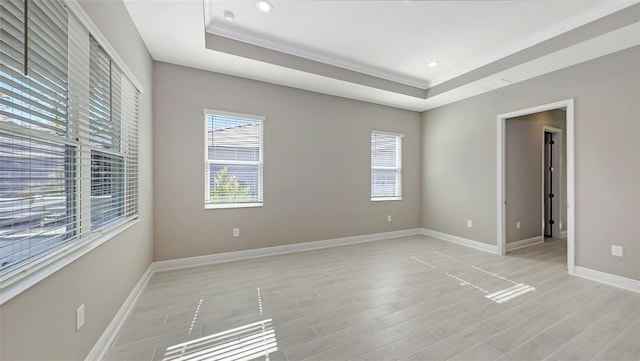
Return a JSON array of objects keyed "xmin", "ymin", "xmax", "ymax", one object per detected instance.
[
  {"xmin": 85, "ymin": 265, "xmax": 154, "ymax": 361},
  {"xmin": 560, "ymin": 230, "xmax": 567, "ymax": 239},
  {"xmin": 506, "ymin": 236, "xmax": 544, "ymax": 252},
  {"xmin": 573, "ymin": 266, "xmax": 640, "ymax": 294},
  {"xmin": 87, "ymin": 228, "xmax": 422, "ymax": 359},
  {"xmin": 420, "ymin": 228, "xmax": 498, "ymax": 254},
  {"xmin": 154, "ymin": 228, "xmax": 422, "ymax": 272}
]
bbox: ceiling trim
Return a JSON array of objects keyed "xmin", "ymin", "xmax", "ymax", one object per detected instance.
[
  {"xmin": 203, "ymin": 0, "xmax": 429, "ymax": 89},
  {"xmin": 206, "ymin": 21, "xmax": 430, "ymax": 89},
  {"xmin": 421, "ymin": 21, "xmax": 640, "ymax": 112},
  {"xmin": 204, "ymin": 0, "xmax": 638, "ymax": 92},
  {"xmin": 428, "ymin": 0, "xmax": 639, "ymax": 87},
  {"xmin": 205, "ymin": 33, "xmax": 427, "ymax": 98}
]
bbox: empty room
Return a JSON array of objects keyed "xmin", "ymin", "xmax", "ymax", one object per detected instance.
[{"xmin": 0, "ymin": 0, "xmax": 639, "ymax": 360}]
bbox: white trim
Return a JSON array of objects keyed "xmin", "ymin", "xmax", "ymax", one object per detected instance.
[
  {"xmin": 506, "ymin": 236, "xmax": 544, "ymax": 252},
  {"xmin": 203, "ymin": 109, "xmax": 265, "ymax": 207},
  {"xmin": 566, "ymin": 101, "xmax": 575, "ymax": 274},
  {"xmin": 0, "ymin": 121, "xmax": 80, "ymax": 147},
  {"xmin": 203, "ymin": 0, "xmax": 636, "ymax": 91},
  {"xmin": 154, "ymin": 229, "xmax": 422, "ymax": 272},
  {"xmin": 63, "ymin": 0, "xmax": 143, "ymax": 92},
  {"xmin": 203, "ymin": 109, "xmax": 266, "ymax": 122},
  {"xmin": 205, "ymin": 203, "xmax": 263, "ymax": 209},
  {"xmin": 0, "ymin": 220, "xmax": 138, "ymax": 306},
  {"xmin": 427, "ymin": 1, "xmax": 638, "ymax": 87},
  {"xmin": 560, "ymin": 230, "xmax": 567, "ymax": 239},
  {"xmin": 573, "ymin": 266, "xmax": 640, "ymax": 294},
  {"xmin": 497, "ymin": 99, "xmax": 575, "ymax": 274},
  {"xmin": 85, "ymin": 228, "xmax": 416, "ymax": 359},
  {"xmin": 371, "ymin": 131, "xmax": 403, "ymax": 200},
  {"xmin": 497, "ymin": 112, "xmax": 506, "ymax": 255},
  {"xmin": 83, "ymin": 232, "xmax": 639, "ymax": 360},
  {"xmin": 371, "ymin": 130, "xmax": 405, "ymax": 138},
  {"xmin": 420, "ymin": 229, "xmax": 498, "ymax": 255},
  {"xmin": 205, "ymin": 18, "xmax": 429, "ymax": 89},
  {"xmin": 84, "ymin": 264, "xmax": 154, "ymax": 361}
]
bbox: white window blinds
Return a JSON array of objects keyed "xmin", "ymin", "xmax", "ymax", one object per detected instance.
[
  {"xmin": 204, "ymin": 110, "xmax": 264, "ymax": 208},
  {"xmin": 371, "ymin": 131, "xmax": 403, "ymax": 200},
  {"xmin": 0, "ymin": 0, "xmax": 139, "ymax": 284}
]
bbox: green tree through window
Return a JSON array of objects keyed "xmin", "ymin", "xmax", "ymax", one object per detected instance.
[{"xmin": 210, "ymin": 167, "xmax": 250, "ymax": 203}]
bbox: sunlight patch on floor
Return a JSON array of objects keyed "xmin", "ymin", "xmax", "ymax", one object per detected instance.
[
  {"xmin": 411, "ymin": 252, "xmax": 535, "ymax": 304},
  {"xmin": 163, "ymin": 319, "xmax": 277, "ymax": 361}
]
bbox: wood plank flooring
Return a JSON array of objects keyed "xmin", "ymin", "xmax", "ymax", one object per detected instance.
[{"xmin": 102, "ymin": 236, "xmax": 640, "ymax": 361}]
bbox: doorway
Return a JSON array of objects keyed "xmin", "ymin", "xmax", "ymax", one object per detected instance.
[
  {"xmin": 497, "ymin": 99, "xmax": 575, "ymax": 274},
  {"xmin": 543, "ymin": 127, "xmax": 563, "ymax": 239}
]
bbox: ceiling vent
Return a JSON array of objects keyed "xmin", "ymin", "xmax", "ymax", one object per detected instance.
[{"xmin": 481, "ymin": 78, "xmax": 513, "ymax": 91}]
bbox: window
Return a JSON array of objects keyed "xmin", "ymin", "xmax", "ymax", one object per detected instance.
[
  {"xmin": 371, "ymin": 131, "xmax": 403, "ymax": 200},
  {"xmin": 0, "ymin": 0, "xmax": 140, "ymax": 285},
  {"xmin": 204, "ymin": 110, "xmax": 264, "ymax": 208}
]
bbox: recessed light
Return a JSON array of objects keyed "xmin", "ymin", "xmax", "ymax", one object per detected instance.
[
  {"xmin": 224, "ymin": 10, "xmax": 235, "ymax": 22},
  {"xmin": 256, "ymin": 0, "xmax": 273, "ymax": 12},
  {"xmin": 428, "ymin": 61, "xmax": 440, "ymax": 68}
]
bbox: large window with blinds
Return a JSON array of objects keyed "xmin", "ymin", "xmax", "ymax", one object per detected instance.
[
  {"xmin": 204, "ymin": 110, "xmax": 264, "ymax": 208},
  {"xmin": 0, "ymin": 0, "xmax": 139, "ymax": 285},
  {"xmin": 371, "ymin": 131, "xmax": 403, "ymax": 201}
]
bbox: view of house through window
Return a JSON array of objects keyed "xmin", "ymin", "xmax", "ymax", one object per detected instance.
[
  {"xmin": 204, "ymin": 110, "xmax": 264, "ymax": 208},
  {"xmin": 371, "ymin": 131, "xmax": 403, "ymax": 200}
]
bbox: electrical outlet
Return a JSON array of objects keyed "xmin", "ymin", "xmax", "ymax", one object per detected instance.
[
  {"xmin": 233, "ymin": 228, "xmax": 239, "ymax": 237},
  {"xmin": 76, "ymin": 304, "xmax": 85, "ymax": 331},
  {"xmin": 516, "ymin": 221, "xmax": 520, "ymax": 229},
  {"xmin": 466, "ymin": 220, "xmax": 472, "ymax": 228},
  {"xmin": 387, "ymin": 215, "xmax": 392, "ymax": 223},
  {"xmin": 611, "ymin": 245, "xmax": 624, "ymax": 257}
]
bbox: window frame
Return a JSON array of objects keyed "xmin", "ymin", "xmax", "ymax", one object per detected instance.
[
  {"xmin": 370, "ymin": 130, "xmax": 403, "ymax": 202},
  {"xmin": 203, "ymin": 109, "xmax": 265, "ymax": 209},
  {"xmin": 0, "ymin": 0, "xmax": 142, "ymax": 304}
]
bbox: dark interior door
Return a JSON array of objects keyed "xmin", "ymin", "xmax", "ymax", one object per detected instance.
[{"xmin": 544, "ymin": 132, "xmax": 555, "ymax": 237}]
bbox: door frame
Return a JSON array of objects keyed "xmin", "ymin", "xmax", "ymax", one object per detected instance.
[
  {"xmin": 497, "ymin": 99, "xmax": 575, "ymax": 274},
  {"xmin": 542, "ymin": 126, "xmax": 563, "ymax": 239}
]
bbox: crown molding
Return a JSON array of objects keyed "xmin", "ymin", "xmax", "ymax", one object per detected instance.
[
  {"xmin": 203, "ymin": 7, "xmax": 429, "ymax": 89},
  {"xmin": 427, "ymin": 0, "xmax": 639, "ymax": 87},
  {"xmin": 206, "ymin": 21, "xmax": 430, "ymax": 89},
  {"xmin": 204, "ymin": 0, "xmax": 637, "ymax": 92}
]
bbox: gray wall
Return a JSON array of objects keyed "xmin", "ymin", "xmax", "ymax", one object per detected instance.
[
  {"xmin": 505, "ymin": 110, "xmax": 566, "ymax": 243},
  {"xmin": 422, "ymin": 46, "xmax": 640, "ymax": 280},
  {"xmin": 153, "ymin": 62, "xmax": 421, "ymax": 261},
  {"xmin": 0, "ymin": 1, "xmax": 154, "ymax": 360}
]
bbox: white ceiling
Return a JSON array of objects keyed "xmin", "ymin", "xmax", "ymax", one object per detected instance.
[{"xmin": 123, "ymin": 0, "xmax": 640, "ymax": 111}]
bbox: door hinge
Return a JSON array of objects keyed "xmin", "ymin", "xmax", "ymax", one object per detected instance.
[
  {"xmin": 549, "ymin": 220, "xmax": 555, "ymax": 225},
  {"xmin": 548, "ymin": 193, "xmax": 554, "ymax": 198}
]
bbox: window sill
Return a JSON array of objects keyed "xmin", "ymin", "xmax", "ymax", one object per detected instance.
[
  {"xmin": 205, "ymin": 203, "xmax": 263, "ymax": 210},
  {"xmin": 0, "ymin": 218, "xmax": 139, "ymax": 306},
  {"xmin": 371, "ymin": 197, "xmax": 402, "ymax": 202}
]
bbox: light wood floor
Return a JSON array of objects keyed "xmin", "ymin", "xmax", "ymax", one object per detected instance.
[{"xmin": 103, "ymin": 236, "xmax": 640, "ymax": 361}]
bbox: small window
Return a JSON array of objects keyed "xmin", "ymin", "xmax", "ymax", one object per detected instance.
[
  {"xmin": 371, "ymin": 131, "xmax": 403, "ymax": 201},
  {"xmin": 204, "ymin": 110, "xmax": 264, "ymax": 208}
]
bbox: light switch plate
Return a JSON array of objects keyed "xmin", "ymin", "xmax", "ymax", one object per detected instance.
[
  {"xmin": 611, "ymin": 245, "xmax": 624, "ymax": 257},
  {"xmin": 76, "ymin": 304, "xmax": 85, "ymax": 331}
]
